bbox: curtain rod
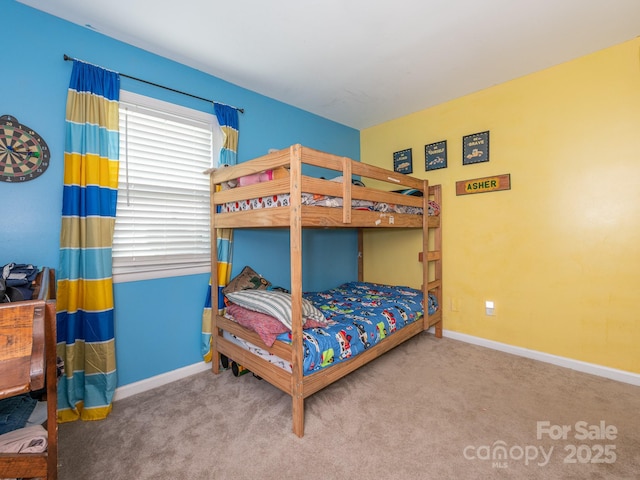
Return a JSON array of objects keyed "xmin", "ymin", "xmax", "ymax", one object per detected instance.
[{"xmin": 63, "ymin": 54, "xmax": 244, "ymax": 114}]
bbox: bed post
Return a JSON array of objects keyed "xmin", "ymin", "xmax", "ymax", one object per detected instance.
[
  {"xmin": 432, "ymin": 185, "xmax": 443, "ymax": 338},
  {"xmin": 289, "ymin": 144, "xmax": 305, "ymax": 437},
  {"xmin": 210, "ymin": 173, "xmax": 221, "ymax": 374},
  {"xmin": 422, "ymin": 179, "xmax": 430, "ymax": 332}
]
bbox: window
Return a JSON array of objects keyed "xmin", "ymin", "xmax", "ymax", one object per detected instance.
[{"xmin": 113, "ymin": 91, "xmax": 221, "ymax": 282}]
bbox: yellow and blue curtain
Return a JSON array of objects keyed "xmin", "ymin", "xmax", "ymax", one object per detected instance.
[
  {"xmin": 57, "ymin": 60, "xmax": 120, "ymax": 422},
  {"xmin": 201, "ymin": 104, "xmax": 238, "ymax": 361}
]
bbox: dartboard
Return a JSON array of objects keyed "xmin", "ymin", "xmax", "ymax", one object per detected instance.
[{"xmin": 0, "ymin": 115, "xmax": 50, "ymax": 182}]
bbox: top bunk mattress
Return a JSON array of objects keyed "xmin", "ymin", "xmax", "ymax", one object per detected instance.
[{"xmin": 220, "ymin": 190, "xmax": 440, "ymax": 216}]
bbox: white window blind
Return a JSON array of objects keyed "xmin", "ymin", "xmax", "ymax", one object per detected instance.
[{"xmin": 113, "ymin": 91, "xmax": 219, "ymax": 282}]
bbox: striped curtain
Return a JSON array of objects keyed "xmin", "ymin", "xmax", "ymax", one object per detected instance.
[
  {"xmin": 57, "ymin": 60, "xmax": 120, "ymax": 422},
  {"xmin": 201, "ymin": 104, "xmax": 238, "ymax": 361}
]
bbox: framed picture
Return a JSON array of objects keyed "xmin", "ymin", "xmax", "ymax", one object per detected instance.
[
  {"xmin": 393, "ymin": 148, "xmax": 413, "ymax": 174},
  {"xmin": 425, "ymin": 140, "xmax": 447, "ymax": 171},
  {"xmin": 463, "ymin": 131, "xmax": 489, "ymax": 165}
]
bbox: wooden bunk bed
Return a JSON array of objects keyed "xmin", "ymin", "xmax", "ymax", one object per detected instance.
[{"xmin": 209, "ymin": 144, "xmax": 442, "ymax": 437}]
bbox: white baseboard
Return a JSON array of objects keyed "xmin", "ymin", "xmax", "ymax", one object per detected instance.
[
  {"xmin": 113, "ymin": 361, "xmax": 211, "ymax": 402},
  {"xmin": 440, "ymin": 329, "xmax": 640, "ymax": 387},
  {"xmin": 114, "ymin": 330, "xmax": 639, "ymax": 402}
]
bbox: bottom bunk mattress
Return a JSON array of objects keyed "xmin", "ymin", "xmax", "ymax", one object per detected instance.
[{"xmin": 223, "ymin": 281, "xmax": 439, "ymax": 376}]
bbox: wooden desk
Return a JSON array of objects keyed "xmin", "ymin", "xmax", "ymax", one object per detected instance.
[{"xmin": 0, "ymin": 268, "xmax": 57, "ymax": 479}]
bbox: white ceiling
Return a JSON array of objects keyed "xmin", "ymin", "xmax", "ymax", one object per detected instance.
[{"xmin": 19, "ymin": 0, "xmax": 640, "ymax": 129}]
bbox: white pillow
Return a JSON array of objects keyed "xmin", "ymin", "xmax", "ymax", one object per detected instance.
[{"xmin": 225, "ymin": 290, "xmax": 328, "ymax": 330}]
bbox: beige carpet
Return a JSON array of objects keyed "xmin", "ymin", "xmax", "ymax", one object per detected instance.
[{"xmin": 58, "ymin": 334, "xmax": 640, "ymax": 479}]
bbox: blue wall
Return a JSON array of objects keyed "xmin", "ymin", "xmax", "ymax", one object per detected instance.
[{"xmin": 2, "ymin": 2, "xmax": 360, "ymax": 387}]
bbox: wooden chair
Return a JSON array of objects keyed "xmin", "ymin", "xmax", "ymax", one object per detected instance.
[{"xmin": 0, "ymin": 268, "xmax": 57, "ymax": 480}]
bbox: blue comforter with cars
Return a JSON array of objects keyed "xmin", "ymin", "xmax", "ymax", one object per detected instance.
[{"xmin": 276, "ymin": 282, "xmax": 438, "ymax": 375}]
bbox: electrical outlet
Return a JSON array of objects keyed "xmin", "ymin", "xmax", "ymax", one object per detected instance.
[{"xmin": 485, "ymin": 300, "xmax": 495, "ymax": 316}]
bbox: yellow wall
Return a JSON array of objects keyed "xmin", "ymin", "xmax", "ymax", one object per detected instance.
[{"xmin": 361, "ymin": 38, "xmax": 640, "ymax": 374}]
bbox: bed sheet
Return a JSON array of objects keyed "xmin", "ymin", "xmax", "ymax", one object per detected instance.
[
  {"xmin": 221, "ymin": 193, "xmax": 439, "ymax": 216},
  {"xmin": 224, "ymin": 282, "xmax": 438, "ymax": 376}
]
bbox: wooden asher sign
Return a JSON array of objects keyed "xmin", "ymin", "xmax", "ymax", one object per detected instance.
[{"xmin": 456, "ymin": 174, "xmax": 511, "ymax": 196}]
